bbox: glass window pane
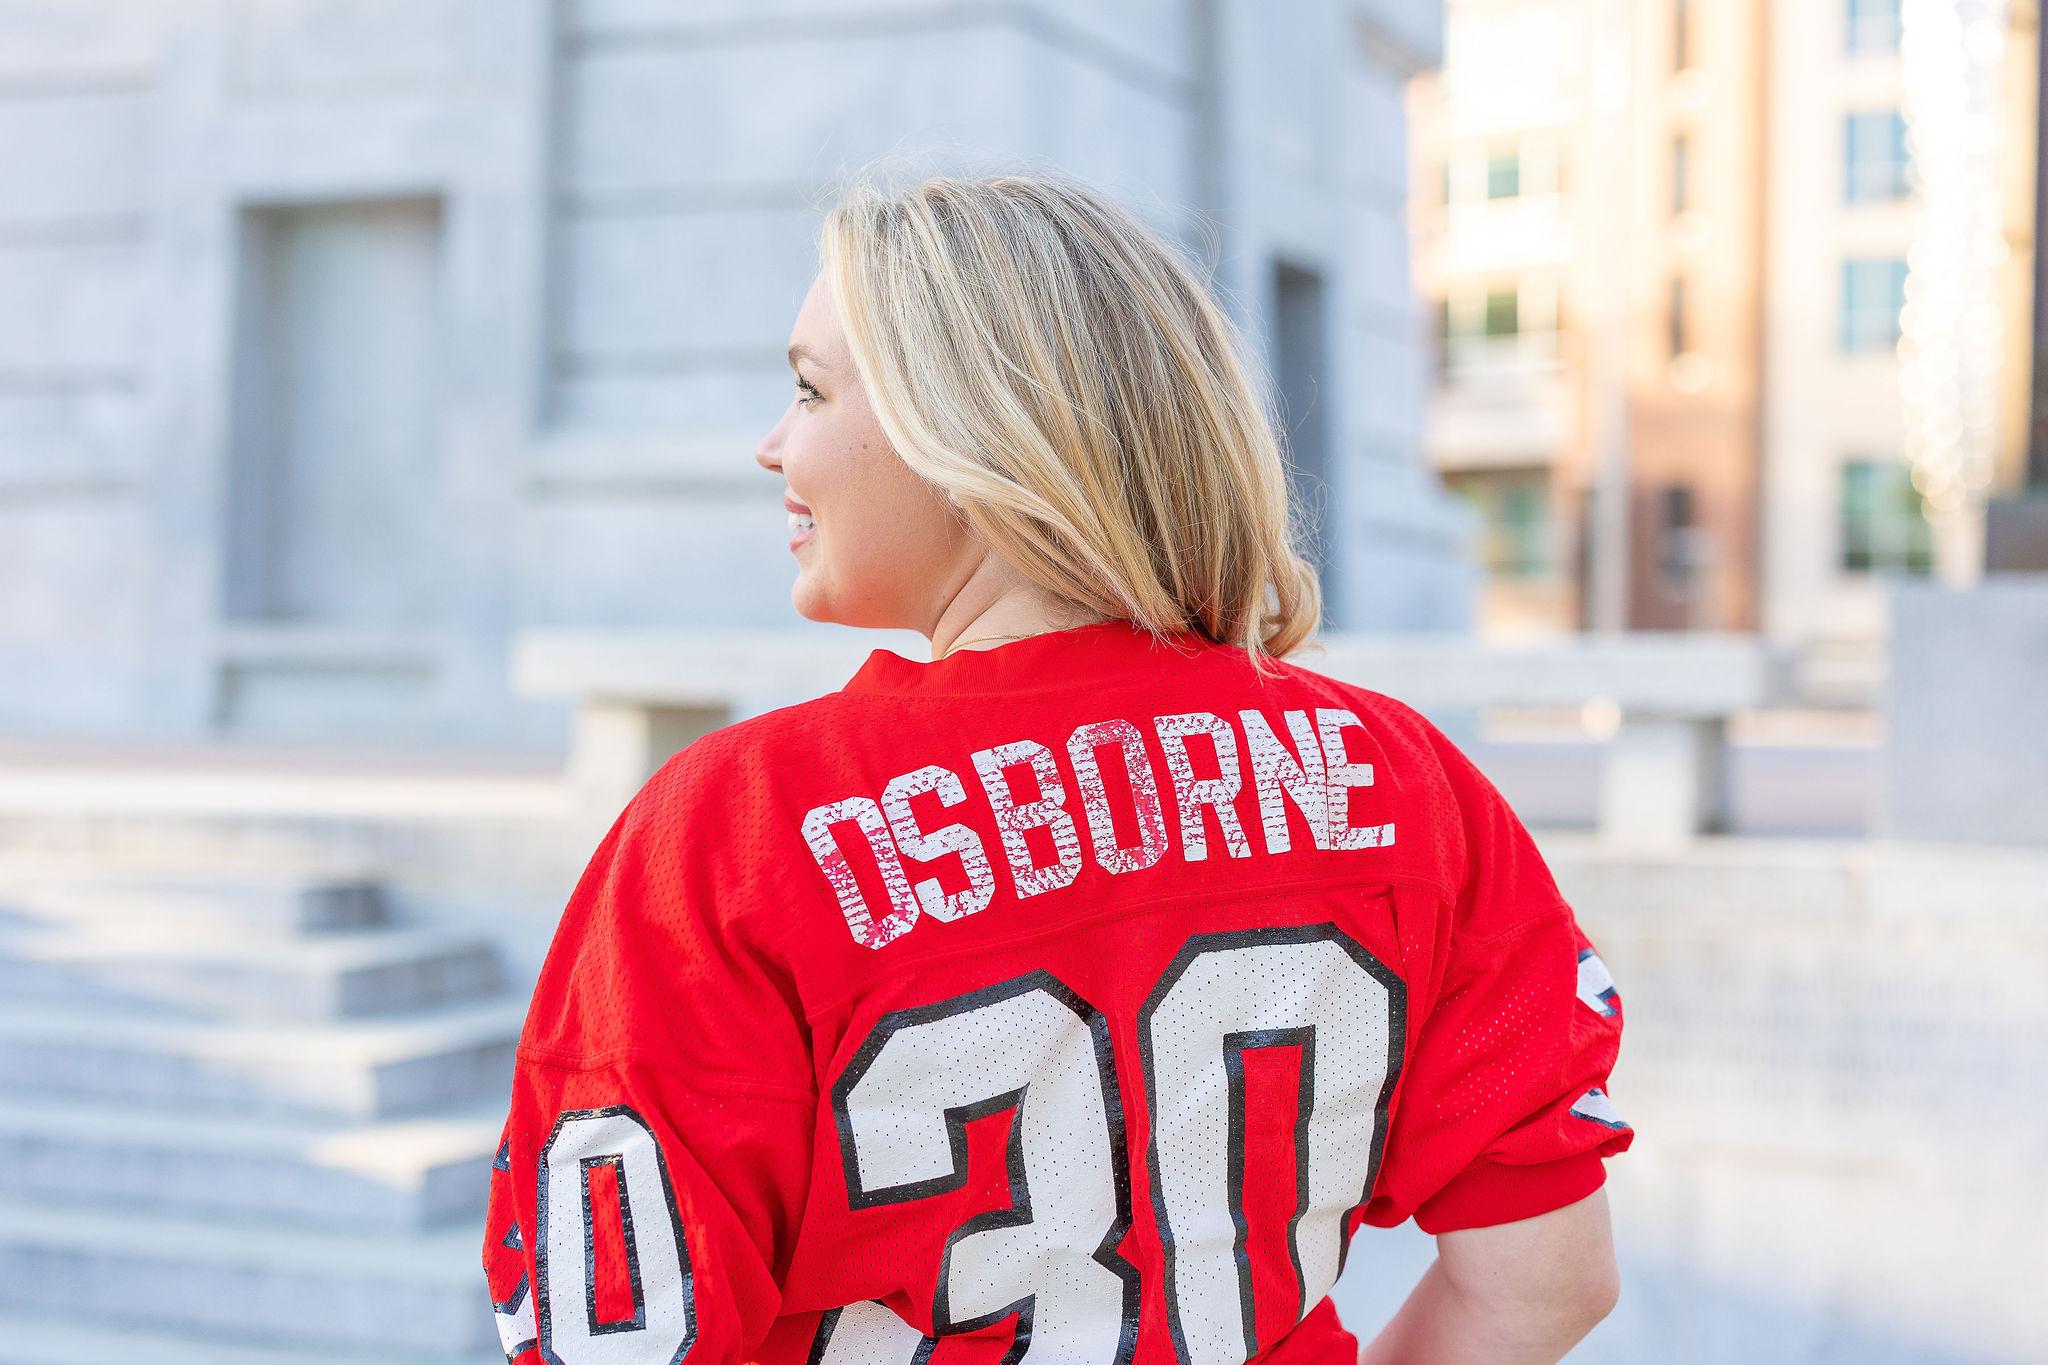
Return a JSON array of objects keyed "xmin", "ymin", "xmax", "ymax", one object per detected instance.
[
  {"xmin": 1840, "ymin": 458, "xmax": 1931, "ymax": 574},
  {"xmin": 1845, "ymin": 111, "xmax": 1911, "ymax": 202},
  {"xmin": 1484, "ymin": 289, "xmax": 1519, "ymax": 336},
  {"xmin": 1847, "ymin": 0, "xmax": 1902, "ymax": 56},
  {"xmin": 1486, "ymin": 152, "xmax": 1521, "ymax": 200},
  {"xmin": 1500, "ymin": 484, "xmax": 1546, "ymax": 577},
  {"xmin": 1905, "ymin": 483, "xmax": 1934, "ymax": 571},
  {"xmin": 1840, "ymin": 259, "xmax": 1907, "ymax": 352},
  {"xmin": 1447, "ymin": 473, "xmax": 1552, "ymax": 580}
]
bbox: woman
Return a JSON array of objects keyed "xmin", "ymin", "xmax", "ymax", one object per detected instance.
[{"xmin": 484, "ymin": 174, "xmax": 1629, "ymax": 1365}]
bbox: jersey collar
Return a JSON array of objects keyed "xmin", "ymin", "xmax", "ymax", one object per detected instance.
[{"xmin": 842, "ymin": 620, "xmax": 1223, "ymax": 697}]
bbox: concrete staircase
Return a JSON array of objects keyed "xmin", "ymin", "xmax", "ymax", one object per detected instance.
[{"xmin": 0, "ymin": 857, "xmax": 516, "ymax": 1364}]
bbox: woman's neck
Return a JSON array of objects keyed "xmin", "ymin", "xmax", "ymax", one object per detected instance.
[{"xmin": 925, "ymin": 555, "xmax": 1105, "ymax": 660}]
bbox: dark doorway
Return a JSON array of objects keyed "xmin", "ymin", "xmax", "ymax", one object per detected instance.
[{"xmin": 1272, "ymin": 260, "xmax": 1332, "ymax": 610}]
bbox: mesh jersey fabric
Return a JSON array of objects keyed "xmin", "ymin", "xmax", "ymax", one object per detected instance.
[{"xmin": 484, "ymin": 621, "xmax": 1630, "ymax": 1365}]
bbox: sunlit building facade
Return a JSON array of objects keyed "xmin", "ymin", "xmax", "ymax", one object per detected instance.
[{"xmin": 1413, "ymin": 0, "xmax": 2040, "ymax": 677}]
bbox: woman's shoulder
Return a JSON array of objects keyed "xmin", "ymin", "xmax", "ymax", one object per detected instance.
[{"xmin": 1255, "ymin": 649, "xmax": 1508, "ymax": 859}]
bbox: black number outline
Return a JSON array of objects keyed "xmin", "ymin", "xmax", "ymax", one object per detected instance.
[
  {"xmin": 1222, "ymin": 1024, "xmax": 1315, "ymax": 1355},
  {"xmin": 830, "ymin": 970, "xmax": 1140, "ymax": 1365},
  {"xmin": 491, "ymin": 1138, "xmax": 540, "ymax": 1362},
  {"xmin": 1136, "ymin": 923, "xmax": 1407, "ymax": 1365},
  {"xmin": 535, "ymin": 1105, "xmax": 697, "ymax": 1365},
  {"xmin": 493, "ymin": 1216, "xmax": 538, "ymax": 1349}
]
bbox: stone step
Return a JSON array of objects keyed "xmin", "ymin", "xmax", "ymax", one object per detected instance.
[
  {"xmin": 0, "ymin": 1200, "xmax": 498, "ymax": 1357},
  {"xmin": 0, "ymin": 1001, "xmax": 523, "ymax": 1119},
  {"xmin": 0, "ymin": 868, "xmax": 387, "ymax": 937},
  {"xmin": 0, "ymin": 926, "xmax": 505, "ymax": 1021},
  {"xmin": 0, "ymin": 1099, "xmax": 500, "ymax": 1231},
  {"xmin": 0, "ymin": 1311, "xmax": 505, "ymax": 1365}
]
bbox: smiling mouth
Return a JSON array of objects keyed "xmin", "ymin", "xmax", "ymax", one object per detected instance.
[{"xmin": 785, "ymin": 500, "xmax": 817, "ymax": 553}]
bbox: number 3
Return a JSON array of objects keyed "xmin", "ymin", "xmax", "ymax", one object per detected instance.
[
  {"xmin": 831, "ymin": 924, "xmax": 1403, "ymax": 1365},
  {"xmin": 832, "ymin": 973, "xmax": 1141, "ymax": 1365}
]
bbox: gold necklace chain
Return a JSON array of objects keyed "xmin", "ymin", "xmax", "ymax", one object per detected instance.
[{"xmin": 944, "ymin": 629, "xmax": 1047, "ymax": 654}]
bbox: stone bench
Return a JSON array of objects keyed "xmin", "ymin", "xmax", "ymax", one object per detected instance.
[{"xmin": 512, "ymin": 629, "xmax": 1768, "ymax": 841}]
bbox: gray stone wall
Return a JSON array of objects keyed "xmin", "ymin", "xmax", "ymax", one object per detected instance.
[
  {"xmin": 0, "ymin": 0, "xmax": 1467, "ymax": 748},
  {"xmin": 1881, "ymin": 578, "xmax": 2048, "ymax": 847}
]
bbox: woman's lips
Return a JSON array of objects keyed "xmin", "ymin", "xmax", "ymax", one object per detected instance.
[{"xmin": 784, "ymin": 498, "xmax": 816, "ymax": 552}]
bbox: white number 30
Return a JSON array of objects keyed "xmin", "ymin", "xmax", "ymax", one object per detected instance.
[{"xmin": 830, "ymin": 923, "xmax": 1405, "ymax": 1365}]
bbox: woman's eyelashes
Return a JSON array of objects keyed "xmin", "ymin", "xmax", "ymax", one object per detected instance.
[{"xmin": 795, "ymin": 375, "xmax": 823, "ymax": 408}]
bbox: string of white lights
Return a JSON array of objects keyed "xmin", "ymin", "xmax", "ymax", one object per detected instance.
[{"xmin": 1899, "ymin": 0, "xmax": 2010, "ymax": 582}]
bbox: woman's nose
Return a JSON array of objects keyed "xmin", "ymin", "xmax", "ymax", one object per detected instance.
[{"xmin": 755, "ymin": 405, "xmax": 792, "ymax": 472}]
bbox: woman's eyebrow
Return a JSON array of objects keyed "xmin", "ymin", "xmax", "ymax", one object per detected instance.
[{"xmin": 787, "ymin": 343, "xmax": 820, "ymax": 368}]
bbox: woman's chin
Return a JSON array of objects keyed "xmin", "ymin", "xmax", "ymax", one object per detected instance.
[
  {"xmin": 790, "ymin": 577, "xmax": 847, "ymax": 626},
  {"xmin": 791, "ymin": 581, "xmax": 913, "ymax": 634},
  {"xmin": 790, "ymin": 585, "xmax": 830, "ymax": 623}
]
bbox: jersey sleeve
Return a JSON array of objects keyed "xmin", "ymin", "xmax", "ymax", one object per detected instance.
[
  {"xmin": 1363, "ymin": 731, "xmax": 1631, "ymax": 1235},
  {"xmin": 483, "ymin": 752, "xmax": 818, "ymax": 1365}
]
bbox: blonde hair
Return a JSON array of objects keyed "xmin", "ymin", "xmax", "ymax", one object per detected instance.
[{"xmin": 819, "ymin": 172, "xmax": 1321, "ymax": 662}]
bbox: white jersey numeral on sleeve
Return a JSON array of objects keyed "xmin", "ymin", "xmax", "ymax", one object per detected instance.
[
  {"xmin": 536, "ymin": 1107, "xmax": 697, "ymax": 1365},
  {"xmin": 493, "ymin": 1212, "xmax": 539, "ymax": 1360},
  {"xmin": 1575, "ymin": 949, "xmax": 1620, "ymax": 1018}
]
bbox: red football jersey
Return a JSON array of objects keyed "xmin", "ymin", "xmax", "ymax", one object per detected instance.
[{"xmin": 484, "ymin": 623, "xmax": 1630, "ymax": 1365}]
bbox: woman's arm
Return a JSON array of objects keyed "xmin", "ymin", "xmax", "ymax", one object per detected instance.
[{"xmin": 1357, "ymin": 1190, "xmax": 1620, "ymax": 1365}]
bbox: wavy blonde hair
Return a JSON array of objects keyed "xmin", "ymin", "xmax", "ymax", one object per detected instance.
[{"xmin": 819, "ymin": 172, "xmax": 1321, "ymax": 662}]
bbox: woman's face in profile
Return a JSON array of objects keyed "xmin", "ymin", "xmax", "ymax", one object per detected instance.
[{"xmin": 756, "ymin": 276, "xmax": 973, "ymax": 631}]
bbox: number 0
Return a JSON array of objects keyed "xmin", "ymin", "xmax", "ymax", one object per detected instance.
[
  {"xmin": 1140, "ymin": 926, "xmax": 1404, "ymax": 1365},
  {"xmin": 536, "ymin": 1107, "xmax": 697, "ymax": 1365}
]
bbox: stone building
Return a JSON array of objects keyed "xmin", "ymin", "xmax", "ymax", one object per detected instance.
[
  {"xmin": 0, "ymin": 0, "xmax": 1470, "ymax": 751},
  {"xmin": 1410, "ymin": 0, "xmax": 2039, "ymax": 682}
]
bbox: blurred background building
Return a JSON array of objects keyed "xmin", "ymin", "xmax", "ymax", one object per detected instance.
[
  {"xmin": 1411, "ymin": 0, "xmax": 2042, "ymax": 700},
  {"xmin": 0, "ymin": 0, "xmax": 1469, "ymax": 753}
]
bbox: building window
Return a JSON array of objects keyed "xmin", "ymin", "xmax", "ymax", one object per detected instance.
[
  {"xmin": 1674, "ymin": 0, "xmax": 1692, "ymax": 70},
  {"xmin": 1484, "ymin": 288, "xmax": 1519, "ymax": 337},
  {"xmin": 1671, "ymin": 134, "xmax": 1691, "ymax": 215},
  {"xmin": 1845, "ymin": 111, "xmax": 1911, "ymax": 202},
  {"xmin": 1442, "ymin": 281, "xmax": 1559, "ymax": 376},
  {"xmin": 1447, "ymin": 472, "xmax": 1551, "ymax": 580},
  {"xmin": 1841, "ymin": 459, "xmax": 1933, "ymax": 572},
  {"xmin": 1272, "ymin": 261, "xmax": 1332, "ymax": 589},
  {"xmin": 1668, "ymin": 277, "xmax": 1690, "ymax": 359},
  {"xmin": 1846, "ymin": 0, "xmax": 1902, "ymax": 56},
  {"xmin": 225, "ymin": 197, "xmax": 447, "ymax": 627},
  {"xmin": 1840, "ymin": 258, "xmax": 1908, "ymax": 352},
  {"xmin": 1486, "ymin": 151, "xmax": 1521, "ymax": 200},
  {"xmin": 1659, "ymin": 484, "xmax": 1705, "ymax": 594}
]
